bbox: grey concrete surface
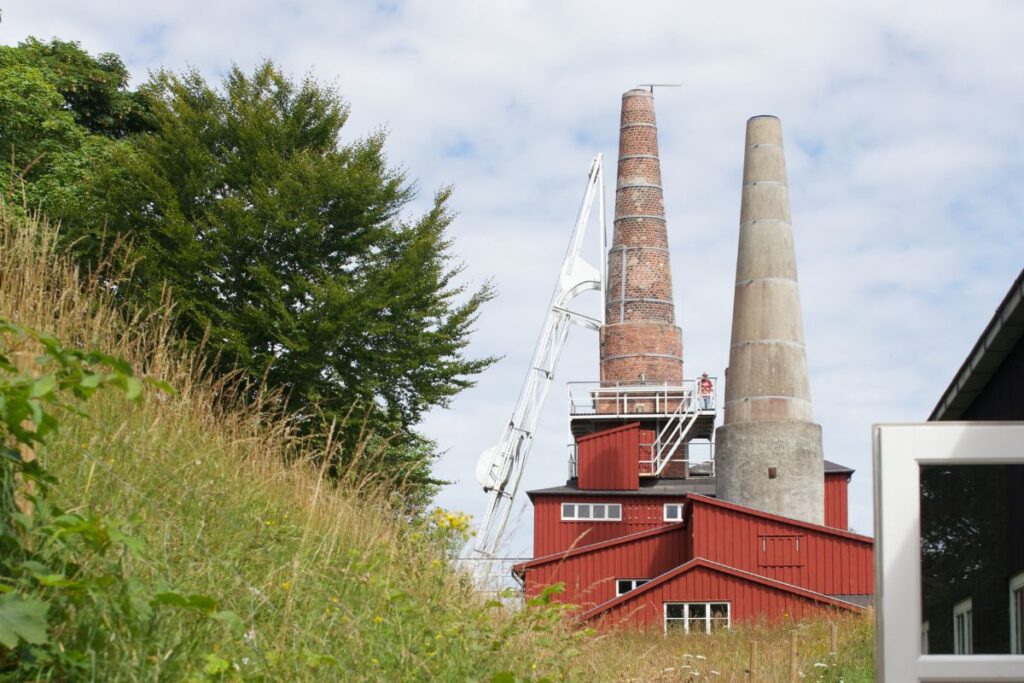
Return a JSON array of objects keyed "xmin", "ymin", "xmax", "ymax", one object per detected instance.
[{"xmin": 715, "ymin": 115, "xmax": 825, "ymax": 525}]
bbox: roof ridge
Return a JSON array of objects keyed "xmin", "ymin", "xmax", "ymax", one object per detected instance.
[
  {"xmin": 576, "ymin": 557, "xmax": 865, "ymax": 622},
  {"xmin": 688, "ymin": 494, "xmax": 873, "ymax": 542},
  {"xmin": 512, "ymin": 521, "xmax": 688, "ymax": 574}
]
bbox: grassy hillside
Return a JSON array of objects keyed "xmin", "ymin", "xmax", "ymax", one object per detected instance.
[{"xmin": 0, "ymin": 206, "xmax": 874, "ymax": 681}]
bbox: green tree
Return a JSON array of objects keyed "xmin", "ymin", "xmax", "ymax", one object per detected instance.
[
  {"xmin": 57, "ymin": 62, "xmax": 494, "ymax": 497},
  {"xmin": 0, "ymin": 39, "xmax": 149, "ymax": 211}
]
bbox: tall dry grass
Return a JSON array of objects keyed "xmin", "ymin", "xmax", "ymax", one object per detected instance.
[{"xmin": 0, "ymin": 205, "xmax": 874, "ymax": 681}]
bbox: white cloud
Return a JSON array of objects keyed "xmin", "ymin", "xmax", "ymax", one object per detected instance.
[{"xmin": 4, "ymin": 0, "xmax": 1022, "ymax": 554}]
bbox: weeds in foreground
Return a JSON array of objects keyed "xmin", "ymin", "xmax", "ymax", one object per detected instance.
[{"xmin": 0, "ymin": 207, "xmax": 876, "ymax": 680}]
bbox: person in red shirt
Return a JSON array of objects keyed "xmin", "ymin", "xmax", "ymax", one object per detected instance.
[{"xmin": 698, "ymin": 373, "xmax": 714, "ymax": 410}]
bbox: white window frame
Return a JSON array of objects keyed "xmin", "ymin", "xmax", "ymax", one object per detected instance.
[
  {"xmin": 1011, "ymin": 571, "xmax": 1024, "ymax": 655},
  {"xmin": 953, "ymin": 598, "xmax": 973, "ymax": 655},
  {"xmin": 615, "ymin": 578, "xmax": 650, "ymax": 596},
  {"xmin": 663, "ymin": 601, "xmax": 730, "ymax": 634},
  {"xmin": 663, "ymin": 503, "xmax": 683, "ymax": 522},
  {"xmin": 874, "ymin": 423, "xmax": 1024, "ymax": 681},
  {"xmin": 560, "ymin": 502, "xmax": 622, "ymax": 522}
]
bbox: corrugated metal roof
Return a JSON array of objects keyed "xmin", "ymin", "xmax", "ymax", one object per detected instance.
[{"xmin": 931, "ymin": 268, "xmax": 1024, "ymax": 420}]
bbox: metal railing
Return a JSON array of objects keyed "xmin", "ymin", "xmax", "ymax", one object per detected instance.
[
  {"xmin": 567, "ymin": 379, "xmax": 717, "ymax": 417},
  {"xmin": 638, "ymin": 440, "xmax": 716, "ymax": 477},
  {"xmin": 568, "ymin": 437, "xmax": 716, "ymax": 478},
  {"xmin": 567, "ymin": 377, "xmax": 718, "ymax": 479}
]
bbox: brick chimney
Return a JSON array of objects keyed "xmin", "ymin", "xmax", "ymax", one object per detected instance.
[
  {"xmin": 714, "ymin": 116, "xmax": 824, "ymax": 524},
  {"xmin": 600, "ymin": 89, "xmax": 683, "ymax": 387}
]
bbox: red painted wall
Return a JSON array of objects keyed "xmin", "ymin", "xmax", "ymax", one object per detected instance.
[
  {"xmin": 532, "ymin": 494, "xmax": 686, "ymax": 557},
  {"xmin": 589, "ymin": 564, "xmax": 846, "ymax": 630},
  {"xmin": 824, "ymin": 472, "xmax": 850, "ymax": 530},
  {"xmin": 577, "ymin": 423, "xmax": 642, "ymax": 490},
  {"xmin": 522, "ymin": 526, "xmax": 691, "ymax": 610},
  {"xmin": 689, "ymin": 498, "xmax": 873, "ymax": 596}
]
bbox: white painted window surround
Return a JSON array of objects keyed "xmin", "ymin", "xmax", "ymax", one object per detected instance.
[
  {"xmin": 874, "ymin": 423, "xmax": 1024, "ymax": 682},
  {"xmin": 954, "ymin": 598, "xmax": 973, "ymax": 655},
  {"xmin": 560, "ymin": 502, "xmax": 622, "ymax": 522},
  {"xmin": 1011, "ymin": 571, "xmax": 1024, "ymax": 655},
  {"xmin": 663, "ymin": 503, "xmax": 683, "ymax": 521},
  {"xmin": 616, "ymin": 578, "xmax": 649, "ymax": 596},
  {"xmin": 664, "ymin": 602, "xmax": 730, "ymax": 634}
]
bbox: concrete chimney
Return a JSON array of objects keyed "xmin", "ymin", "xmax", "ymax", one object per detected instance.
[
  {"xmin": 714, "ymin": 116, "xmax": 825, "ymax": 524},
  {"xmin": 600, "ymin": 89, "xmax": 683, "ymax": 387}
]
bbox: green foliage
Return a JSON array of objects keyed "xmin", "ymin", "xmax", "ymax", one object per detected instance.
[
  {"xmin": 0, "ymin": 39, "xmax": 148, "ymax": 214},
  {"xmin": 86, "ymin": 64, "xmax": 494, "ymax": 451},
  {"xmin": 2, "ymin": 38, "xmax": 149, "ymax": 138},
  {"xmin": 0, "ymin": 594, "xmax": 48, "ymax": 649},
  {"xmin": 0, "ymin": 319, "xmax": 210, "ymax": 679},
  {"xmin": 4, "ymin": 39, "xmax": 495, "ymax": 501},
  {"xmin": 0, "ymin": 209, "xmax": 874, "ymax": 681}
]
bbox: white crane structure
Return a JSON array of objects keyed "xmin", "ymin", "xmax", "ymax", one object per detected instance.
[{"xmin": 468, "ymin": 154, "xmax": 607, "ymax": 562}]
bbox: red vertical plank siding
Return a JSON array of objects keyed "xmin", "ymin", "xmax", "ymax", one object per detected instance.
[
  {"xmin": 591, "ymin": 565, "xmax": 847, "ymax": 630},
  {"xmin": 532, "ymin": 494, "xmax": 687, "ymax": 557},
  {"xmin": 521, "ymin": 526, "xmax": 692, "ymax": 610},
  {"xmin": 689, "ymin": 498, "xmax": 872, "ymax": 596},
  {"xmin": 824, "ymin": 472, "xmax": 850, "ymax": 530},
  {"xmin": 577, "ymin": 423, "xmax": 641, "ymax": 490}
]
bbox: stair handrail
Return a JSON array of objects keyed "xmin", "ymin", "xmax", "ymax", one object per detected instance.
[{"xmin": 650, "ymin": 392, "xmax": 703, "ymax": 476}]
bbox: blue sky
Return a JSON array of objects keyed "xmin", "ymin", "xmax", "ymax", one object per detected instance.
[{"xmin": 4, "ymin": 0, "xmax": 1023, "ymax": 555}]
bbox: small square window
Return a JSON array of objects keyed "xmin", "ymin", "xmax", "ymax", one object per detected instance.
[
  {"xmin": 664, "ymin": 504, "xmax": 682, "ymax": 521},
  {"xmin": 561, "ymin": 503, "xmax": 574, "ymax": 519},
  {"xmin": 616, "ymin": 578, "xmax": 650, "ymax": 596},
  {"xmin": 607, "ymin": 504, "xmax": 621, "ymax": 520}
]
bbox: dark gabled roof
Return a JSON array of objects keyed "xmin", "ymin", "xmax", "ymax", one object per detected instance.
[
  {"xmin": 576, "ymin": 558, "xmax": 866, "ymax": 622},
  {"xmin": 824, "ymin": 459, "xmax": 854, "ymax": 474},
  {"xmin": 511, "ymin": 521, "xmax": 688, "ymax": 576},
  {"xmin": 527, "ymin": 477, "xmax": 715, "ymax": 499},
  {"xmin": 687, "ymin": 494, "xmax": 873, "ymax": 543},
  {"xmin": 526, "ymin": 459, "xmax": 855, "ymax": 499},
  {"xmin": 931, "ymin": 268, "xmax": 1024, "ymax": 421}
]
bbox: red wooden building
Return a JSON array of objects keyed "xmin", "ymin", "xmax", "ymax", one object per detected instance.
[
  {"xmin": 512, "ymin": 422, "xmax": 872, "ymax": 630},
  {"xmin": 508, "ymin": 91, "xmax": 874, "ymax": 633}
]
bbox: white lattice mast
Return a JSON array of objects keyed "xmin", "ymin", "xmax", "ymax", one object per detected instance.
[{"xmin": 469, "ymin": 155, "xmax": 607, "ymax": 560}]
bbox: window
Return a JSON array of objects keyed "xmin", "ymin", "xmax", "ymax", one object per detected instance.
[
  {"xmin": 953, "ymin": 598, "xmax": 973, "ymax": 655},
  {"xmin": 561, "ymin": 502, "xmax": 622, "ymax": 521},
  {"xmin": 874, "ymin": 423, "xmax": 1024, "ymax": 680},
  {"xmin": 1011, "ymin": 572, "xmax": 1024, "ymax": 655},
  {"xmin": 921, "ymin": 620, "xmax": 929, "ymax": 655},
  {"xmin": 616, "ymin": 579, "xmax": 650, "ymax": 596},
  {"xmin": 664, "ymin": 602, "xmax": 730, "ymax": 634},
  {"xmin": 663, "ymin": 503, "xmax": 683, "ymax": 522}
]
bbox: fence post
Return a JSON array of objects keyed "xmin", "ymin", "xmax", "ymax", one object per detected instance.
[
  {"xmin": 788, "ymin": 631, "xmax": 799, "ymax": 682},
  {"xmin": 830, "ymin": 621, "xmax": 839, "ymax": 654},
  {"xmin": 747, "ymin": 640, "xmax": 759, "ymax": 682}
]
